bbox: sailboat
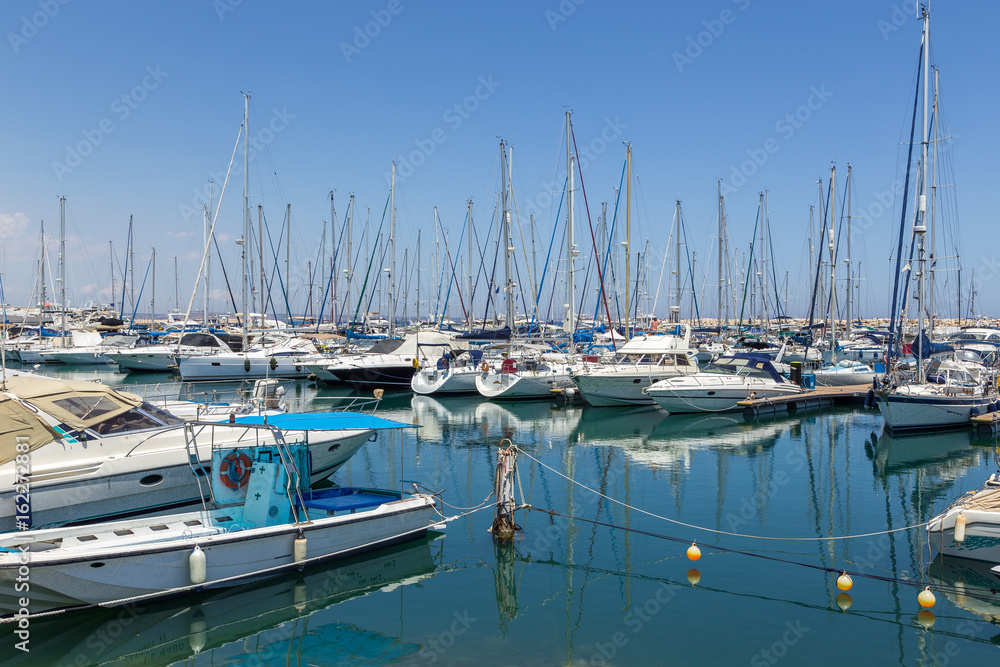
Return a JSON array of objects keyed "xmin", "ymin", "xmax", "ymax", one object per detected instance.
[{"xmin": 875, "ymin": 8, "xmax": 996, "ymax": 433}]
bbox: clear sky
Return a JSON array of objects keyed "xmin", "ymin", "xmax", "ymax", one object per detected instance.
[{"xmin": 2, "ymin": 1, "xmax": 998, "ymax": 323}]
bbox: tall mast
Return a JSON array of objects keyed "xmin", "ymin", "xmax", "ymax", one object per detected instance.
[
  {"xmin": 675, "ymin": 200, "xmax": 682, "ymax": 323},
  {"xmin": 241, "ymin": 92, "xmax": 250, "ymax": 342},
  {"xmin": 717, "ymin": 179, "xmax": 724, "ymax": 332},
  {"xmin": 828, "ymin": 166, "xmax": 836, "ymax": 355},
  {"xmin": 285, "ymin": 203, "xmax": 291, "ymax": 325},
  {"xmin": 389, "ymin": 163, "xmax": 396, "ymax": 338},
  {"xmin": 59, "ymin": 196, "xmax": 66, "ymax": 345},
  {"xmin": 416, "ymin": 228, "xmax": 421, "ymax": 325},
  {"xmin": 39, "ymin": 220, "xmax": 46, "ymax": 317},
  {"xmin": 206, "ymin": 181, "xmax": 213, "ymax": 326},
  {"xmin": 845, "ymin": 164, "xmax": 852, "ymax": 339},
  {"xmin": 329, "ymin": 193, "xmax": 336, "ymax": 328},
  {"xmin": 929, "ymin": 67, "xmax": 939, "ymax": 331},
  {"xmin": 344, "ymin": 195, "xmax": 353, "ymax": 328},
  {"xmin": 467, "ymin": 198, "xmax": 474, "ymax": 332},
  {"xmin": 915, "ymin": 7, "xmax": 930, "ymax": 381},
  {"xmin": 501, "ymin": 141, "xmax": 514, "ymax": 331},
  {"xmin": 109, "ymin": 241, "xmax": 115, "ymax": 315},
  {"xmin": 565, "ymin": 113, "xmax": 576, "ymax": 343},
  {"xmin": 624, "ymin": 143, "xmax": 631, "ymax": 342}
]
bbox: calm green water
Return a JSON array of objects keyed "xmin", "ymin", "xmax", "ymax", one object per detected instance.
[{"xmin": 11, "ymin": 367, "xmax": 1000, "ymax": 665}]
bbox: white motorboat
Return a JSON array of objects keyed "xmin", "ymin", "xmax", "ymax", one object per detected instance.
[
  {"xmin": 813, "ymin": 359, "xmax": 876, "ymax": 387},
  {"xmin": 177, "ymin": 334, "xmax": 319, "ymax": 381},
  {"xmin": 643, "ymin": 353, "xmax": 802, "ymax": 414},
  {"xmin": 107, "ymin": 331, "xmax": 235, "ymax": 373},
  {"xmin": 926, "ymin": 475, "xmax": 1000, "ymax": 563},
  {"xmin": 571, "ymin": 328, "xmax": 699, "ymax": 406},
  {"xmin": 45, "ymin": 333, "xmax": 140, "ymax": 366},
  {"xmin": 0, "ymin": 375, "xmax": 396, "ymax": 531},
  {"xmin": 0, "ymin": 435, "xmax": 437, "ymax": 616}
]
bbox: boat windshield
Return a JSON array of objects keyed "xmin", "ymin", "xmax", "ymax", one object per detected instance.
[{"xmin": 701, "ymin": 358, "xmax": 749, "ymax": 375}]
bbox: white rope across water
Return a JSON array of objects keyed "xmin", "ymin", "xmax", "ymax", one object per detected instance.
[{"xmin": 515, "ymin": 447, "xmax": 929, "ymax": 542}]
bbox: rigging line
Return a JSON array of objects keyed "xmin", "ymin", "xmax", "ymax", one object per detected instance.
[
  {"xmin": 736, "ymin": 205, "xmax": 761, "ymax": 330},
  {"xmin": 437, "ymin": 210, "xmax": 469, "ymax": 325},
  {"xmin": 887, "ymin": 39, "xmax": 924, "ymax": 359},
  {"xmin": 593, "ymin": 160, "xmax": 626, "ymax": 327},
  {"xmin": 349, "ymin": 191, "xmax": 391, "ymax": 334},
  {"xmin": 532, "ymin": 179, "xmax": 566, "ymax": 329},
  {"xmin": 569, "ymin": 126, "xmax": 616, "ymax": 348},
  {"xmin": 514, "ymin": 447, "xmax": 928, "ymax": 542},
  {"xmin": 803, "ymin": 177, "xmax": 833, "ymax": 361}
]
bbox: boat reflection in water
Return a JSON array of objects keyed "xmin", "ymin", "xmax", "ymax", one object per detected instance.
[
  {"xmin": 569, "ymin": 405, "xmax": 799, "ymax": 472},
  {"xmin": 927, "ymin": 554, "xmax": 1000, "ymax": 640},
  {"xmin": 11, "ymin": 537, "xmax": 442, "ymax": 667}
]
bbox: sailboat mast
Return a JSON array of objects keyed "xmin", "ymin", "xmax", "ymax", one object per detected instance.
[
  {"xmin": 828, "ymin": 166, "xmax": 836, "ymax": 354},
  {"xmin": 345, "ymin": 195, "xmax": 353, "ymax": 328},
  {"xmin": 467, "ymin": 198, "xmax": 474, "ymax": 332},
  {"xmin": 501, "ymin": 141, "xmax": 514, "ymax": 331},
  {"xmin": 929, "ymin": 67, "xmax": 939, "ymax": 329},
  {"xmin": 624, "ymin": 143, "xmax": 631, "ymax": 342},
  {"xmin": 717, "ymin": 179, "xmax": 724, "ymax": 332},
  {"xmin": 59, "ymin": 195, "xmax": 66, "ymax": 346},
  {"xmin": 675, "ymin": 200, "xmax": 682, "ymax": 323},
  {"xmin": 845, "ymin": 164, "xmax": 852, "ymax": 339},
  {"xmin": 915, "ymin": 7, "xmax": 930, "ymax": 381},
  {"xmin": 109, "ymin": 241, "xmax": 115, "ymax": 315},
  {"xmin": 565, "ymin": 113, "xmax": 576, "ymax": 343},
  {"xmin": 241, "ymin": 92, "xmax": 250, "ymax": 342},
  {"xmin": 389, "ymin": 163, "xmax": 396, "ymax": 338}
]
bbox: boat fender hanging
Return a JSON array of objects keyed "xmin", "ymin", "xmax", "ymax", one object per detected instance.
[
  {"xmin": 189, "ymin": 545, "xmax": 207, "ymax": 584},
  {"xmin": 269, "ymin": 356, "xmax": 278, "ymax": 371},
  {"xmin": 244, "ymin": 357, "xmax": 251, "ymax": 372},
  {"xmin": 294, "ymin": 533, "xmax": 308, "ymax": 562},
  {"xmin": 970, "ymin": 407, "xmax": 981, "ymax": 418},
  {"xmin": 412, "ymin": 357, "xmax": 419, "ymax": 370},
  {"xmin": 954, "ymin": 512, "xmax": 967, "ymax": 543},
  {"xmin": 864, "ymin": 389, "xmax": 875, "ymax": 410},
  {"xmin": 219, "ymin": 451, "xmax": 252, "ymax": 489}
]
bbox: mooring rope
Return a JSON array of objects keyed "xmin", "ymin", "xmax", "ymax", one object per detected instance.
[{"xmin": 515, "ymin": 447, "xmax": 929, "ymax": 541}]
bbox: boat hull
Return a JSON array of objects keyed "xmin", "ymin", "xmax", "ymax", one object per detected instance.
[
  {"xmin": 0, "ymin": 496, "xmax": 435, "ymax": 614},
  {"xmin": 877, "ymin": 392, "xmax": 990, "ymax": 433},
  {"xmin": 647, "ymin": 384, "xmax": 801, "ymax": 414}
]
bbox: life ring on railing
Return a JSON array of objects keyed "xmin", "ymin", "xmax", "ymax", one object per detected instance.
[
  {"xmin": 219, "ymin": 451, "xmax": 252, "ymax": 489},
  {"xmin": 481, "ymin": 361, "xmax": 490, "ymax": 372},
  {"xmin": 412, "ymin": 357, "xmax": 420, "ymax": 370}
]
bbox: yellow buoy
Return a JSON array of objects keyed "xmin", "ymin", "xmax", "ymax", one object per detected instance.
[
  {"xmin": 917, "ymin": 609, "xmax": 936, "ymax": 629},
  {"xmin": 836, "ymin": 593, "xmax": 852, "ymax": 611},
  {"xmin": 837, "ymin": 572, "xmax": 853, "ymax": 591},
  {"xmin": 189, "ymin": 545, "xmax": 207, "ymax": 584},
  {"xmin": 954, "ymin": 512, "xmax": 967, "ymax": 543},
  {"xmin": 918, "ymin": 587, "xmax": 936, "ymax": 609},
  {"xmin": 687, "ymin": 569, "xmax": 701, "ymax": 586},
  {"xmin": 687, "ymin": 543, "xmax": 701, "ymax": 561}
]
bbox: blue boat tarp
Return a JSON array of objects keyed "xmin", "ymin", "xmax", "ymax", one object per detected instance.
[{"xmin": 226, "ymin": 412, "xmax": 417, "ymax": 430}]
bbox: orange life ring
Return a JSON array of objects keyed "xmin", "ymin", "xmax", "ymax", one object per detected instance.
[
  {"xmin": 481, "ymin": 361, "xmax": 490, "ymax": 372},
  {"xmin": 219, "ymin": 451, "xmax": 252, "ymax": 489}
]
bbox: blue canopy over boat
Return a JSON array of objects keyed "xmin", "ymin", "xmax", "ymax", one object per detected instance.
[{"xmin": 227, "ymin": 412, "xmax": 417, "ymax": 430}]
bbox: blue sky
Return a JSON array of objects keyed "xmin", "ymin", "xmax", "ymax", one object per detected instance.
[{"xmin": 2, "ymin": 1, "xmax": 998, "ymax": 322}]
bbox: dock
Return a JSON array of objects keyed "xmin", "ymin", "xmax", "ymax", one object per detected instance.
[
  {"xmin": 970, "ymin": 412, "xmax": 1000, "ymax": 438},
  {"xmin": 736, "ymin": 384, "xmax": 871, "ymax": 418}
]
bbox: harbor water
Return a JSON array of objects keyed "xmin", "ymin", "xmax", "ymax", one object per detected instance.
[{"xmin": 9, "ymin": 367, "xmax": 1000, "ymax": 665}]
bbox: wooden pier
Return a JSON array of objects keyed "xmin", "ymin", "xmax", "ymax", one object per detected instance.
[
  {"xmin": 970, "ymin": 412, "xmax": 1000, "ymax": 438},
  {"xmin": 736, "ymin": 384, "xmax": 871, "ymax": 418}
]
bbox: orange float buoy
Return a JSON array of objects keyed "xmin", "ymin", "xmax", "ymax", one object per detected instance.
[
  {"xmin": 837, "ymin": 573, "xmax": 853, "ymax": 591},
  {"xmin": 918, "ymin": 587, "xmax": 936, "ymax": 609},
  {"xmin": 687, "ymin": 542, "xmax": 701, "ymax": 561}
]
